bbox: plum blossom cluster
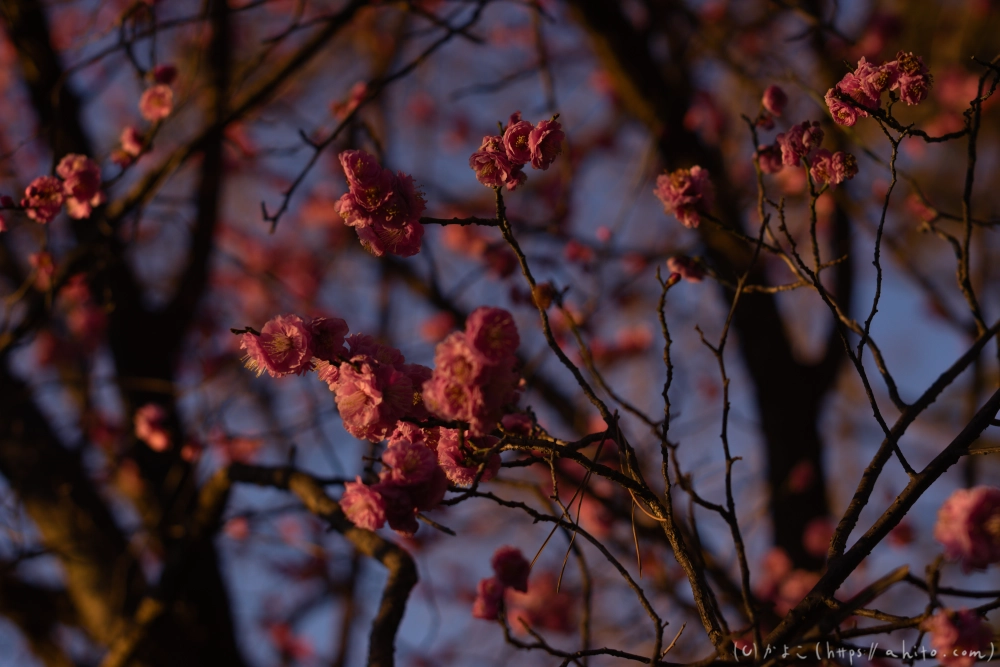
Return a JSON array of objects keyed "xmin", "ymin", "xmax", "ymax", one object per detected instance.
[
  {"xmin": 239, "ymin": 308, "xmax": 522, "ymax": 534},
  {"xmin": 922, "ymin": 608, "xmax": 994, "ymax": 667},
  {"xmin": 339, "ymin": 426, "xmax": 448, "ymax": 536},
  {"xmin": 240, "ymin": 314, "xmax": 348, "ymax": 379},
  {"xmin": 756, "ymin": 116, "xmax": 858, "ymax": 186},
  {"xmin": 825, "ymin": 51, "xmax": 932, "ymax": 126},
  {"xmin": 653, "ymin": 166, "xmax": 713, "ymax": 229},
  {"xmin": 112, "ymin": 66, "xmax": 176, "ymax": 166},
  {"xmin": 922, "ymin": 488, "xmax": 1000, "ymax": 665},
  {"xmin": 472, "ymin": 546, "xmax": 531, "ymax": 620},
  {"xmin": 240, "ymin": 308, "xmax": 522, "ymax": 441},
  {"xmin": 340, "ymin": 422, "xmax": 504, "ymax": 535},
  {"xmin": 469, "ymin": 112, "xmax": 564, "ymax": 191},
  {"xmin": 139, "ymin": 63, "xmax": 177, "ymax": 122},
  {"xmin": 934, "ymin": 485, "xmax": 1000, "ymax": 572},
  {"xmin": 423, "ymin": 307, "xmax": 522, "ymax": 436},
  {"xmin": 667, "ymin": 255, "xmax": 704, "ymax": 283},
  {"xmin": 334, "ymin": 150, "xmax": 426, "ymax": 257},
  {"xmin": 322, "ymin": 333, "xmax": 432, "ymax": 442},
  {"xmin": 113, "ymin": 127, "xmax": 145, "ymax": 167},
  {"xmin": 20, "ymin": 154, "xmax": 105, "ymax": 224}
]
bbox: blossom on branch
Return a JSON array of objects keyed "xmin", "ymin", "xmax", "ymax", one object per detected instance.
[
  {"xmin": 491, "ymin": 546, "xmax": 530, "ymax": 592},
  {"xmin": 340, "ymin": 477, "xmax": 387, "ymax": 531},
  {"xmin": 922, "ymin": 609, "xmax": 993, "ymax": 667},
  {"xmin": 139, "ymin": 83, "xmax": 174, "ymax": 122},
  {"xmin": 57, "ymin": 154, "xmax": 104, "ymax": 219},
  {"xmin": 825, "ymin": 51, "xmax": 932, "ymax": 125},
  {"xmin": 935, "ymin": 486, "xmax": 1000, "ymax": 571},
  {"xmin": 241, "ymin": 314, "xmax": 314, "ymax": 378},
  {"xmin": 776, "ymin": 121, "xmax": 823, "ymax": 166},
  {"xmin": 437, "ymin": 429, "xmax": 501, "ymax": 486},
  {"xmin": 808, "ymin": 149, "xmax": 858, "ymax": 186},
  {"xmin": 469, "ymin": 134, "xmax": 525, "ymax": 191},
  {"xmin": 335, "ymin": 150, "xmax": 426, "ymax": 257},
  {"xmin": 667, "ymin": 255, "xmax": 705, "ymax": 283},
  {"xmin": 653, "ymin": 166, "xmax": 713, "ymax": 229},
  {"xmin": 762, "ymin": 85, "xmax": 788, "ymax": 116},
  {"xmin": 423, "ymin": 307, "xmax": 522, "ymax": 435},
  {"xmin": 472, "ymin": 576, "xmax": 505, "ymax": 620},
  {"xmin": 756, "ymin": 144, "xmax": 784, "ymax": 174},
  {"xmin": 469, "ymin": 112, "xmax": 563, "ymax": 190},
  {"xmin": 22, "ymin": 176, "xmax": 64, "ymax": 224},
  {"xmin": 528, "ymin": 118, "xmax": 564, "ymax": 170}
]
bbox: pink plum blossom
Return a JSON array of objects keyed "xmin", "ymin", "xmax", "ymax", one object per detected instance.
[
  {"xmin": 423, "ymin": 327, "xmax": 521, "ymax": 435},
  {"xmin": 653, "ymin": 166, "xmax": 713, "ymax": 229},
  {"xmin": 373, "ymin": 481, "xmax": 419, "ymax": 535},
  {"xmin": 340, "ymin": 477, "xmax": 386, "ymax": 531},
  {"xmin": 855, "ymin": 57, "xmax": 900, "ymax": 100},
  {"xmin": 380, "ymin": 436, "xmax": 438, "ymax": 487},
  {"xmin": 825, "ymin": 70, "xmax": 879, "ymax": 127},
  {"xmin": 335, "ymin": 150, "xmax": 426, "ymax": 257},
  {"xmin": 437, "ymin": 430, "xmax": 501, "ymax": 486},
  {"xmin": 307, "ymin": 316, "xmax": 349, "ymax": 363},
  {"xmin": 776, "ymin": 121, "xmax": 823, "ymax": 167},
  {"xmin": 464, "ymin": 307, "xmax": 520, "ymax": 365},
  {"xmin": 935, "ymin": 486, "xmax": 1000, "ymax": 572},
  {"xmin": 809, "ymin": 149, "xmax": 858, "ymax": 186},
  {"xmin": 121, "ymin": 126, "xmax": 144, "ymax": 157},
  {"xmin": 756, "ymin": 144, "xmax": 784, "ymax": 174},
  {"xmin": 502, "ymin": 111, "xmax": 533, "ymax": 164},
  {"xmin": 339, "ymin": 150, "xmax": 394, "ymax": 207},
  {"xmin": 346, "ymin": 333, "xmax": 405, "ymax": 369},
  {"xmin": 469, "ymin": 135, "xmax": 526, "ymax": 191},
  {"xmin": 894, "ymin": 51, "xmax": 933, "ymax": 105},
  {"xmin": 501, "ymin": 413, "xmax": 533, "ymax": 436},
  {"xmin": 333, "ymin": 357, "xmax": 412, "ymax": 442},
  {"xmin": 762, "ymin": 85, "xmax": 788, "ymax": 116},
  {"xmin": 22, "ymin": 176, "xmax": 64, "ymax": 224},
  {"xmin": 241, "ymin": 314, "xmax": 313, "ymax": 378},
  {"xmin": 315, "ymin": 360, "xmax": 339, "ymax": 388},
  {"xmin": 408, "ymin": 465, "xmax": 449, "ymax": 512},
  {"xmin": 774, "ymin": 569, "xmax": 819, "ymax": 616},
  {"xmin": 667, "ymin": 255, "xmax": 704, "ymax": 283},
  {"xmin": 472, "ymin": 577, "xmax": 504, "ymax": 620},
  {"xmin": 527, "ymin": 118, "xmax": 564, "ymax": 170},
  {"xmin": 134, "ymin": 403, "xmax": 171, "ymax": 452},
  {"xmin": 491, "ymin": 546, "xmax": 530, "ymax": 592},
  {"xmin": 56, "ymin": 154, "xmax": 104, "ymax": 219},
  {"xmin": 824, "ymin": 87, "xmax": 864, "ymax": 127},
  {"xmin": 922, "ymin": 609, "xmax": 994, "ymax": 667},
  {"xmin": 139, "ymin": 84, "xmax": 174, "ymax": 122}
]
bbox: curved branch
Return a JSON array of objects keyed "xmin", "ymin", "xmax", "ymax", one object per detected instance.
[{"xmin": 228, "ymin": 464, "xmax": 417, "ymax": 667}]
